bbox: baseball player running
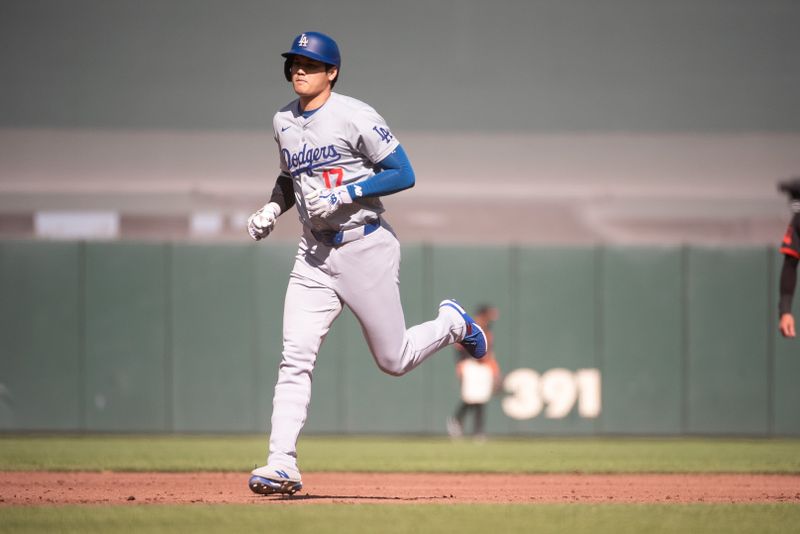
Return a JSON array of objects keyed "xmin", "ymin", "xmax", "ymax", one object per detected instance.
[
  {"xmin": 247, "ymin": 31, "xmax": 488, "ymax": 496},
  {"xmin": 778, "ymin": 178, "xmax": 800, "ymax": 338}
]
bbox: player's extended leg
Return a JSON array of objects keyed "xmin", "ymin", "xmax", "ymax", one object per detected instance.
[
  {"xmin": 473, "ymin": 403, "xmax": 485, "ymax": 437},
  {"xmin": 334, "ymin": 226, "xmax": 467, "ymax": 376},
  {"xmin": 250, "ymin": 271, "xmax": 342, "ymax": 495},
  {"xmin": 447, "ymin": 402, "xmax": 468, "ymax": 437}
]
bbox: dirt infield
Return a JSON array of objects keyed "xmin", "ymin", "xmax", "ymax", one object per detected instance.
[{"xmin": 2, "ymin": 472, "xmax": 800, "ymax": 505}]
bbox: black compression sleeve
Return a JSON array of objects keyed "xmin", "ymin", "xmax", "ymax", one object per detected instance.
[
  {"xmin": 268, "ymin": 174, "xmax": 296, "ymax": 214},
  {"xmin": 779, "ymin": 255, "xmax": 799, "ymax": 315}
]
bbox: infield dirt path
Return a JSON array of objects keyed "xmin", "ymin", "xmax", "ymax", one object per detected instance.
[{"xmin": 2, "ymin": 472, "xmax": 800, "ymax": 506}]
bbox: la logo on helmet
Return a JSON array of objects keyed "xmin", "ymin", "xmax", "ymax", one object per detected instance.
[{"xmin": 298, "ymin": 34, "xmax": 309, "ymax": 47}]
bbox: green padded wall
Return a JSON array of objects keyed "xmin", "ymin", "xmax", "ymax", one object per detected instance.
[
  {"xmin": 599, "ymin": 247, "xmax": 684, "ymax": 434},
  {"xmin": 83, "ymin": 242, "xmax": 169, "ymax": 431},
  {"xmin": 170, "ymin": 244, "xmax": 257, "ymax": 432},
  {"xmin": 0, "ymin": 241, "xmax": 82, "ymax": 430},
  {"xmin": 2, "ymin": 240, "xmax": 798, "ymax": 436},
  {"xmin": 685, "ymin": 247, "xmax": 770, "ymax": 435}
]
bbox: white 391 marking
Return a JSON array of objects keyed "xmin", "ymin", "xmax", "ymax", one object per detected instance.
[{"xmin": 502, "ymin": 368, "xmax": 601, "ymax": 420}]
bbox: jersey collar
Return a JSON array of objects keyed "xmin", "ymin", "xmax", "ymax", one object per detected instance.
[{"xmin": 293, "ymin": 92, "xmax": 335, "ymax": 126}]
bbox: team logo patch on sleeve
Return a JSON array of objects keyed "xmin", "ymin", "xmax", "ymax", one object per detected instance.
[{"xmin": 372, "ymin": 126, "xmax": 394, "ymax": 143}]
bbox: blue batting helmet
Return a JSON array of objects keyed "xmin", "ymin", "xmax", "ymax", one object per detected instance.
[{"xmin": 282, "ymin": 32, "xmax": 341, "ymax": 82}]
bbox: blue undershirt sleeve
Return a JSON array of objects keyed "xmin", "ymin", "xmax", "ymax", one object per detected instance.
[{"xmin": 345, "ymin": 145, "xmax": 415, "ymax": 199}]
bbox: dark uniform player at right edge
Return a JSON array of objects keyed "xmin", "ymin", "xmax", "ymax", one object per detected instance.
[{"xmin": 778, "ymin": 178, "xmax": 800, "ymax": 338}]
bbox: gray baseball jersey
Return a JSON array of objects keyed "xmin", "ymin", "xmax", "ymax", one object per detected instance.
[{"xmin": 273, "ymin": 92, "xmax": 400, "ymax": 232}]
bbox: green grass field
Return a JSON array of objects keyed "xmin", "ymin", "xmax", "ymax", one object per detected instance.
[
  {"xmin": 2, "ymin": 504, "xmax": 799, "ymax": 534},
  {"xmin": 2, "ymin": 435, "xmax": 799, "ymax": 533},
  {"xmin": 2, "ymin": 434, "xmax": 800, "ymax": 473}
]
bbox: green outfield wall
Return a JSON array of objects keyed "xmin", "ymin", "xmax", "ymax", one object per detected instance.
[{"xmin": 0, "ymin": 240, "xmax": 796, "ymax": 435}]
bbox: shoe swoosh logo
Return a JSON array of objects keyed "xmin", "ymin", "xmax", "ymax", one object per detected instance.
[{"xmin": 281, "ymin": 126, "xmax": 291, "ymax": 132}]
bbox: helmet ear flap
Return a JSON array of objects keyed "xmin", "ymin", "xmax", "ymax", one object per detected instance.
[{"xmin": 283, "ymin": 56, "xmax": 293, "ymax": 82}]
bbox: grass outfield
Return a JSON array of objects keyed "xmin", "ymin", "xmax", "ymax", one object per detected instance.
[
  {"xmin": 1, "ymin": 504, "xmax": 799, "ymax": 534},
  {"xmin": 0, "ymin": 435, "xmax": 799, "ymax": 473}
]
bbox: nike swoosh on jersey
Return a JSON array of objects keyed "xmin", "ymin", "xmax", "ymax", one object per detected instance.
[{"xmin": 281, "ymin": 126, "xmax": 291, "ymax": 132}]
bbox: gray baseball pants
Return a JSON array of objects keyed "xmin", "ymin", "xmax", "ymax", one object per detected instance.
[{"xmin": 267, "ymin": 223, "xmax": 464, "ymax": 470}]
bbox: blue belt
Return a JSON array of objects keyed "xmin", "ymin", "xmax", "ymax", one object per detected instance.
[{"xmin": 311, "ymin": 219, "xmax": 381, "ymax": 247}]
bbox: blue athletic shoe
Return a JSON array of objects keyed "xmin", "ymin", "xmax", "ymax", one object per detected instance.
[
  {"xmin": 439, "ymin": 299, "xmax": 487, "ymax": 359},
  {"xmin": 249, "ymin": 465, "xmax": 303, "ymax": 496}
]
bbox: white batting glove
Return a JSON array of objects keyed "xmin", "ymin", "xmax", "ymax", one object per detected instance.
[
  {"xmin": 247, "ymin": 202, "xmax": 281, "ymax": 241},
  {"xmin": 305, "ymin": 186, "xmax": 354, "ymax": 219}
]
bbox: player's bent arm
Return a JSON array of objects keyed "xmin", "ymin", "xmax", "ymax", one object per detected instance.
[
  {"xmin": 779, "ymin": 255, "xmax": 798, "ymax": 316},
  {"xmin": 305, "ymin": 146, "xmax": 415, "ymax": 218},
  {"xmin": 345, "ymin": 145, "xmax": 415, "ymax": 199},
  {"xmin": 779, "ymin": 255, "xmax": 798, "ymax": 338},
  {"xmin": 247, "ymin": 174, "xmax": 295, "ymax": 241}
]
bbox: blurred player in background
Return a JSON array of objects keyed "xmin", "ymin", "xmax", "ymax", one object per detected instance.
[
  {"xmin": 447, "ymin": 304, "xmax": 501, "ymax": 440},
  {"xmin": 245, "ymin": 31, "xmax": 488, "ymax": 496},
  {"xmin": 778, "ymin": 178, "xmax": 800, "ymax": 338}
]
